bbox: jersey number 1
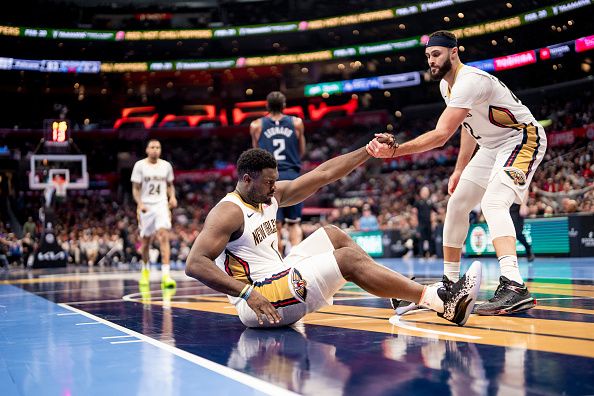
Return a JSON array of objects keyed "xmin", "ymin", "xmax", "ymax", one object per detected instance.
[{"xmin": 272, "ymin": 139, "xmax": 286, "ymax": 160}]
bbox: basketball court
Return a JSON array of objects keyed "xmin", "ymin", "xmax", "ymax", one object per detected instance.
[{"xmin": 1, "ymin": 257, "xmax": 592, "ymax": 395}]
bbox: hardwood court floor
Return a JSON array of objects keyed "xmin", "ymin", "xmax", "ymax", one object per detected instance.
[{"xmin": 1, "ymin": 257, "xmax": 592, "ymax": 395}]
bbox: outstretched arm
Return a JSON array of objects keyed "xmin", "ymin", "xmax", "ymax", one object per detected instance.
[
  {"xmin": 368, "ymin": 106, "xmax": 470, "ymax": 158},
  {"xmin": 275, "ymin": 147, "xmax": 370, "ymax": 207},
  {"xmin": 185, "ymin": 202, "xmax": 280, "ymax": 325}
]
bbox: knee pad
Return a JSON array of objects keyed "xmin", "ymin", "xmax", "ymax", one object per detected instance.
[
  {"xmin": 481, "ymin": 182, "xmax": 516, "ymax": 239},
  {"xmin": 443, "ymin": 180, "xmax": 485, "ymax": 248}
]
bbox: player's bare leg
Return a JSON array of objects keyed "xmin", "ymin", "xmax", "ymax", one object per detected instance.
[
  {"xmin": 139, "ymin": 236, "xmax": 152, "ymax": 287},
  {"xmin": 287, "ymin": 222, "xmax": 303, "ymax": 249},
  {"xmin": 323, "ymin": 225, "xmax": 481, "ymax": 326},
  {"xmin": 157, "ymin": 228, "xmax": 176, "ymax": 289}
]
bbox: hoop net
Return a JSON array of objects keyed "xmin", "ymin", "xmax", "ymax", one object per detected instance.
[{"xmin": 53, "ymin": 176, "xmax": 68, "ymax": 198}]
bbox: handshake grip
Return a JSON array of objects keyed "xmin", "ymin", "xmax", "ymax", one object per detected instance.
[
  {"xmin": 366, "ymin": 132, "xmax": 399, "ymax": 158},
  {"xmin": 377, "ymin": 132, "xmax": 398, "ymax": 148}
]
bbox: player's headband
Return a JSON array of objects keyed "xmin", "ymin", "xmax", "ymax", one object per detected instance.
[{"xmin": 426, "ymin": 35, "xmax": 457, "ymax": 48}]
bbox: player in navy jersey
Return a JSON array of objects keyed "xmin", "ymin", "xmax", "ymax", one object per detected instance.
[{"xmin": 250, "ymin": 91, "xmax": 306, "ymax": 255}]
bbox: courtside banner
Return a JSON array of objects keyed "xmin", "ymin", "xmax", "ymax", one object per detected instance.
[{"xmin": 466, "ymin": 217, "xmax": 570, "ymax": 256}]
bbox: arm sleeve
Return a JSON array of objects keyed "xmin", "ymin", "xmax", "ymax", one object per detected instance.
[
  {"xmin": 448, "ymin": 73, "xmax": 490, "ymax": 109},
  {"xmin": 130, "ymin": 162, "xmax": 142, "ymax": 183}
]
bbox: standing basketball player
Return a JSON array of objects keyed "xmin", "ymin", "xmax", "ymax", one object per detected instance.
[
  {"xmin": 368, "ymin": 30, "xmax": 547, "ymax": 315},
  {"xmin": 131, "ymin": 139, "xmax": 177, "ymax": 289},
  {"xmin": 250, "ymin": 91, "xmax": 306, "ymax": 255}
]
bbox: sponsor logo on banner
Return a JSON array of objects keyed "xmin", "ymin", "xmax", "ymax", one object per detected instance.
[
  {"xmin": 582, "ymin": 231, "xmax": 594, "ymax": 248},
  {"xmin": 470, "ymin": 227, "xmax": 487, "ymax": 254},
  {"xmin": 37, "ymin": 251, "xmax": 67, "ymax": 261},
  {"xmin": 575, "ymin": 34, "xmax": 594, "ymax": 52},
  {"xmin": 494, "ymin": 50, "xmax": 536, "ymax": 71}
]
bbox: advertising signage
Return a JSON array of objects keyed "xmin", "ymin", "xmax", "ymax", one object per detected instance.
[
  {"xmin": 466, "ymin": 217, "xmax": 570, "ymax": 256},
  {"xmin": 575, "ymin": 34, "xmax": 594, "ymax": 52},
  {"xmin": 348, "ymin": 231, "xmax": 384, "ymax": 257},
  {"xmin": 305, "ymin": 71, "xmax": 420, "ymax": 97},
  {"xmin": 494, "ymin": 50, "xmax": 537, "ymax": 71}
]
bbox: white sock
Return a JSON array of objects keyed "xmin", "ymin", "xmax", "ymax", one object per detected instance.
[
  {"xmin": 162, "ymin": 264, "xmax": 170, "ymax": 277},
  {"xmin": 499, "ymin": 255, "xmax": 523, "ymax": 284},
  {"xmin": 419, "ymin": 285, "xmax": 444, "ymax": 314},
  {"xmin": 443, "ymin": 261, "xmax": 460, "ymax": 281},
  {"xmin": 141, "ymin": 261, "xmax": 149, "ymax": 271}
]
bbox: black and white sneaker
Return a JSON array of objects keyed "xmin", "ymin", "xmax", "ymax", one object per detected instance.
[
  {"xmin": 437, "ymin": 261, "xmax": 482, "ymax": 326},
  {"xmin": 474, "ymin": 276, "xmax": 536, "ymax": 316},
  {"xmin": 390, "ymin": 275, "xmax": 455, "ymax": 315}
]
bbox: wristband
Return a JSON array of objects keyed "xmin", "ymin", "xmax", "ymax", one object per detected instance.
[
  {"xmin": 242, "ymin": 285, "xmax": 255, "ymax": 301},
  {"xmin": 238, "ymin": 284, "xmax": 251, "ymax": 299}
]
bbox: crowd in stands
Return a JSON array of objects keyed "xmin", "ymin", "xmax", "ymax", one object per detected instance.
[{"xmin": 2, "ymin": 88, "xmax": 593, "ymax": 267}]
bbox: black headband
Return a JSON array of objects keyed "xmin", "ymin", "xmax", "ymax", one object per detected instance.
[{"xmin": 426, "ymin": 35, "xmax": 457, "ymax": 48}]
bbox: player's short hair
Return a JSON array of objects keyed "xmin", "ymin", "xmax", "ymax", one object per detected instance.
[
  {"xmin": 237, "ymin": 148, "xmax": 277, "ymax": 177},
  {"xmin": 146, "ymin": 138, "xmax": 161, "ymax": 147},
  {"xmin": 266, "ymin": 91, "xmax": 286, "ymax": 113}
]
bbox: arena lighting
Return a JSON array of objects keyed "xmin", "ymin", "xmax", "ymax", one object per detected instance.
[
  {"xmin": 158, "ymin": 105, "xmax": 229, "ymax": 128},
  {"xmin": 113, "ymin": 106, "xmax": 159, "ymax": 129},
  {"xmin": 113, "ymin": 99, "xmax": 357, "ymax": 129},
  {"xmin": 89, "ymin": 1, "xmax": 594, "ymax": 71},
  {"xmin": 2, "ymin": 0, "xmax": 589, "ymax": 74},
  {"xmin": 101, "ymin": 62, "xmax": 148, "ymax": 72},
  {"xmin": 240, "ymin": 51, "xmax": 333, "ymax": 67},
  {"xmin": 231, "ymin": 101, "xmax": 305, "ymax": 125},
  {"xmin": 308, "ymin": 98, "xmax": 358, "ymax": 121},
  {"xmin": 0, "ymin": 57, "xmax": 100, "ymax": 73},
  {"xmin": 6, "ymin": 34, "xmax": 593, "ymax": 76},
  {"xmin": 9, "ymin": 0, "xmax": 477, "ymax": 42},
  {"xmin": 3, "ymin": 0, "xmax": 588, "ymax": 49}
]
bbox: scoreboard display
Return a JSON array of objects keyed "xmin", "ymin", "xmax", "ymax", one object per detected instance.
[{"xmin": 44, "ymin": 119, "xmax": 70, "ymax": 145}]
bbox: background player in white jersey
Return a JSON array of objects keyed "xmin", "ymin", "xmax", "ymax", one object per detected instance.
[
  {"xmin": 368, "ymin": 31, "xmax": 547, "ymax": 316},
  {"xmin": 131, "ymin": 139, "xmax": 177, "ymax": 289},
  {"xmin": 185, "ymin": 147, "xmax": 482, "ymax": 328}
]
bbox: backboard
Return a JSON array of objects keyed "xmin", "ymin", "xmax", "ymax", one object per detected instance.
[{"xmin": 29, "ymin": 154, "xmax": 89, "ymax": 190}]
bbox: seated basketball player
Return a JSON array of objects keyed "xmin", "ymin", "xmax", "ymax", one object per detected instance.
[{"xmin": 185, "ymin": 147, "xmax": 482, "ymax": 327}]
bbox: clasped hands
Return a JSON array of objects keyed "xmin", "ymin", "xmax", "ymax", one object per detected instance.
[{"xmin": 366, "ymin": 132, "xmax": 399, "ymax": 158}]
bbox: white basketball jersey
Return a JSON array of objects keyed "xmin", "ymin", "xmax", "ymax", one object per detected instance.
[
  {"xmin": 440, "ymin": 64, "xmax": 540, "ymax": 149},
  {"xmin": 214, "ymin": 192, "xmax": 285, "ymax": 287},
  {"xmin": 130, "ymin": 158, "xmax": 174, "ymax": 204}
]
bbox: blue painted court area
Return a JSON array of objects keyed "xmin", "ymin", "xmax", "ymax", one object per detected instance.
[{"xmin": 0, "ymin": 285, "xmax": 294, "ymax": 396}]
